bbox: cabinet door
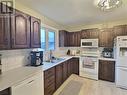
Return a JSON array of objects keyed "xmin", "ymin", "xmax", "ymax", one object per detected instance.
[
  {"xmin": 81, "ymin": 28, "xmax": 99, "ymax": 39},
  {"xmin": 55, "ymin": 64, "xmax": 63, "ymax": 90},
  {"xmin": 74, "ymin": 32, "xmax": 81, "ymax": 47},
  {"xmin": 89, "ymin": 28, "xmax": 99, "ymax": 39},
  {"xmin": 0, "ymin": 15, "xmax": 10, "ymax": 50},
  {"xmin": 68, "ymin": 32, "xmax": 75, "ymax": 47},
  {"xmin": 63, "ymin": 61, "xmax": 68, "ymax": 81},
  {"xmin": 11, "ymin": 10, "xmax": 30, "ymax": 49},
  {"xmin": 59, "ymin": 30, "xmax": 68, "ymax": 47},
  {"xmin": 99, "ymin": 60, "xmax": 115, "ymax": 82},
  {"xmin": 113, "ymin": 25, "xmax": 127, "ymax": 37},
  {"xmin": 99, "ymin": 28, "xmax": 114, "ymax": 47},
  {"xmin": 81, "ymin": 30, "xmax": 90, "ymax": 39},
  {"xmin": 72, "ymin": 58, "xmax": 79, "ymax": 75},
  {"xmin": 30, "ymin": 17, "xmax": 41, "ymax": 48},
  {"xmin": 67, "ymin": 60, "xmax": 72, "ymax": 77},
  {"xmin": 44, "ymin": 67, "xmax": 55, "ymax": 95}
]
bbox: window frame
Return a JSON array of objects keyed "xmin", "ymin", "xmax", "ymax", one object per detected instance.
[
  {"xmin": 41, "ymin": 27, "xmax": 46, "ymax": 50},
  {"xmin": 48, "ymin": 30, "xmax": 56, "ymax": 50},
  {"xmin": 41, "ymin": 27, "xmax": 56, "ymax": 51}
]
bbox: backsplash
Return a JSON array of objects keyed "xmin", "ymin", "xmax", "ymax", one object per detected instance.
[{"xmin": 0, "ymin": 49, "xmax": 31, "ymax": 72}]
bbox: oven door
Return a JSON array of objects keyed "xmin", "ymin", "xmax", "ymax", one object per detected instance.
[{"xmin": 80, "ymin": 57, "xmax": 98, "ymax": 74}]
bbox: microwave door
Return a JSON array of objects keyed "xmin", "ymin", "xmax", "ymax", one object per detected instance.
[{"xmin": 82, "ymin": 42, "xmax": 92, "ymax": 47}]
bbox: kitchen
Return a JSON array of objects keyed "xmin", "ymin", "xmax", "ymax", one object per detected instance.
[{"xmin": 0, "ymin": 0, "xmax": 127, "ymax": 95}]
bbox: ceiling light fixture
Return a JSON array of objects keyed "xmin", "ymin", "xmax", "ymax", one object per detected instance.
[{"xmin": 94, "ymin": 0, "xmax": 122, "ymax": 11}]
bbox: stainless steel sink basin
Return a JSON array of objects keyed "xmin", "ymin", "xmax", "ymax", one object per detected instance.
[{"xmin": 45, "ymin": 58, "xmax": 65, "ymax": 63}]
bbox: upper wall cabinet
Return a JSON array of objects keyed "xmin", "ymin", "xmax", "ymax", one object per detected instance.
[
  {"xmin": 11, "ymin": 10, "xmax": 30, "ymax": 49},
  {"xmin": 30, "ymin": 17, "xmax": 41, "ymax": 48},
  {"xmin": 113, "ymin": 25, "xmax": 127, "ymax": 37},
  {"xmin": 0, "ymin": 15, "xmax": 11, "ymax": 50},
  {"xmin": 0, "ymin": 7, "xmax": 41, "ymax": 50},
  {"xmin": 81, "ymin": 28, "xmax": 99, "ymax": 39},
  {"xmin": 59, "ymin": 30, "xmax": 68, "ymax": 47},
  {"xmin": 67, "ymin": 32, "xmax": 81, "ymax": 47},
  {"xmin": 99, "ymin": 28, "xmax": 114, "ymax": 47}
]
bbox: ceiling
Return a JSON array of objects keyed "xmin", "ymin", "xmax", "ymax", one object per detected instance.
[{"xmin": 16, "ymin": 0, "xmax": 127, "ymax": 26}]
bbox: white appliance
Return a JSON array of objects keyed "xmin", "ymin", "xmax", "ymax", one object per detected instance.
[
  {"xmin": 114, "ymin": 36, "xmax": 127, "ymax": 89},
  {"xmin": 11, "ymin": 72, "xmax": 44, "ymax": 95},
  {"xmin": 80, "ymin": 51, "xmax": 99, "ymax": 80},
  {"xmin": 81, "ymin": 39, "xmax": 99, "ymax": 48}
]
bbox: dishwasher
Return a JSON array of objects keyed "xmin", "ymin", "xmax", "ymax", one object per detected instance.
[{"xmin": 11, "ymin": 72, "xmax": 43, "ymax": 95}]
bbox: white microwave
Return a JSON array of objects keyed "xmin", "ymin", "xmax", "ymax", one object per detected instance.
[{"xmin": 81, "ymin": 39, "xmax": 98, "ymax": 48}]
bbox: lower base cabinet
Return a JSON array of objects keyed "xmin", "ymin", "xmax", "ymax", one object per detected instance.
[
  {"xmin": 99, "ymin": 60, "xmax": 115, "ymax": 82},
  {"xmin": 55, "ymin": 64, "xmax": 63, "ymax": 90},
  {"xmin": 44, "ymin": 67, "xmax": 55, "ymax": 95},
  {"xmin": 44, "ymin": 58, "xmax": 79, "ymax": 95},
  {"xmin": 0, "ymin": 88, "xmax": 11, "ymax": 95}
]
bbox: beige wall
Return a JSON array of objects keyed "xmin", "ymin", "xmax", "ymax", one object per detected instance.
[{"xmin": 66, "ymin": 19, "xmax": 127, "ymax": 32}]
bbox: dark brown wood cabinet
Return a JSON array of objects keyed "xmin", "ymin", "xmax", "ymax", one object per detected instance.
[
  {"xmin": 0, "ymin": 88, "xmax": 11, "ymax": 95},
  {"xmin": 67, "ymin": 58, "xmax": 79, "ymax": 76},
  {"xmin": 72, "ymin": 58, "xmax": 79, "ymax": 75},
  {"xmin": 55, "ymin": 64, "xmax": 63, "ymax": 89},
  {"xmin": 113, "ymin": 25, "xmax": 127, "ymax": 37},
  {"xmin": 99, "ymin": 28, "xmax": 114, "ymax": 47},
  {"xmin": 59, "ymin": 30, "xmax": 81, "ymax": 47},
  {"xmin": 0, "ymin": 15, "xmax": 10, "ymax": 49},
  {"xmin": 81, "ymin": 28, "xmax": 99, "ymax": 39},
  {"xmin": 62, "ymin": 61, "xmax": 68, "ymax": 82},
  {"xmin": 59, "ymin": 30, "xmax": 68, "ymax": 47},
  {"xmin": 0, "ymin": 7, "xmax": 41, "ymax": 50},
  {"xmin": 44, "ymin": 58, "xmax": 79, "ymax": 95},
  {"xmin": 11, "ymin": 10, "xmax": 30, "ymax": 49},
  {"xmin": 74, "ymin": 32, "xmax": 81, "ymax": 47},
  {"xmin": 30, "ymin": 17, "xmax": 41, "ymax": 48},
  {"xmin": 44, "ymin": 67, "xmax": 55, "ymax": 95},
  {"xmin": 99, "ymin": 60, "xmax": 115, "ymax": 82}
]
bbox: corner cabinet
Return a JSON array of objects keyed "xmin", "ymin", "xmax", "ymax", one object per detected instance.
[
  {"xmin": 44, "ymin": 58, "xmax": 79, "ymax": 95},
  {"xmin": 11, "ymin": 10, "xmax": 30, "ymax": 49},
  {"xmin": 30, "ymin": 17, "xmax": 41, "ymax": 48},
  {"xmin": 59, "ymin": 30, "xmax": 68, "ymax": 47}
]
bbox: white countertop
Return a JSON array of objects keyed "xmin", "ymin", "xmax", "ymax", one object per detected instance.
[
  {"xmin": 98, "ymin": 57, "xmax": 116, "ymax": 61},
  {"xmin": 0, "ymin": 66, "xmax": 42, "ymax": 91},
  {"xmin": 43, "ymin": 56, "xmax": 73, "ymax": 71},
  {"xmin": 0, "ymin": 55, "xmax": 116, "ymax": 91}
]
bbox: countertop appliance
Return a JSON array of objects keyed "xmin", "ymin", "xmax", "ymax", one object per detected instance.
[
  {"xmin": 30, "ymin": 51, "xmax": 43, "ymax": 66},
  {"xmin": 80, "ymin": 51, "xmax": 99, "ymax": 80},
  {"xmin": 81, "ymin": 39, "xmax": 98, "ymax": 48},
  {"xmin": 114, "ymin": 36, "xmax": 127, "ymax": 89},
  {"xmin": 102, "ymin": 48, "xmax": 113, "ymax": 58}
]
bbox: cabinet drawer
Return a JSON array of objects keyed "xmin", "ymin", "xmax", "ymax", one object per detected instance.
[
  {"xmin": 44, "ymin": 75, "xmax": 55, "ymax": 88},
  {"xmin": 44, "ymin": 67, "xmax": 55, "ymax": 79},
  {"xmin": 44, "ymin": 83, "xmax": 55, "ymax": 95}
]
